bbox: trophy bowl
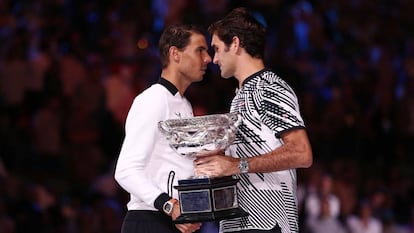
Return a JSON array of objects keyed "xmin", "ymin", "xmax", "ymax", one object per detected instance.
[
  {"xmin": 158, "ymin": 113, "xmax": 248, "ymax": 223},
  {"xmin": 158, "ymin": 112, "xmax": 240, "ymax": 158}
]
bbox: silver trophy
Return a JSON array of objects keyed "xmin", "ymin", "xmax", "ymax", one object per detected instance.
[
  {"xmin": 158, "ymin": 113, "xmax": 248, "ymax": 223},
  {"xmin": 158, "ymin": 112, "xmax": 240, "ymax": 159}
]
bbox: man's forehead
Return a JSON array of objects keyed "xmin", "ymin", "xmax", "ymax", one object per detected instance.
[
  {"xmin": 189, "ymin": 34, "xmax": 207, "ymax": 44},
  {"xmin": 210, "ymin": 34, "xmax": 220, "ymax": 46},
  {"xmin": 183, "ymin": 39, "xmax": 207, "ymax": 52}
]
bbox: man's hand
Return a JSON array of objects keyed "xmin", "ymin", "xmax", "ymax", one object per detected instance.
[
  {"xmin": 194, "ymin": 154, "xmax": 239, "ymax": 177},
  {"xmin": 171, "ymin": 200, "xmax": 202, "ymax": 233}
]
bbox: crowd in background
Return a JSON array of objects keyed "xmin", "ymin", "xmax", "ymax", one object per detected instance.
[{"xmin": 0, "ymin": 0, "xmax": 413, "ymax": 232}]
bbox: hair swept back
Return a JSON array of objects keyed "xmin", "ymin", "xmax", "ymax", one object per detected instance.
[
  {"xmin": 158, "ymin": 24, "xmax": 205, "ymax": 68},
  {"xmin": 208, "ymin": 7, "xmax": 266, "ymax": 59}
]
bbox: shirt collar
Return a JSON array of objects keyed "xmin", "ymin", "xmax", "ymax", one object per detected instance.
[
  {"xmin": 241, "ymin": 68, "xmax": 268, "ymax": 87},
  {"xmin": 158, "ymin": 77, "xmax": 178, "ymax": 95}
]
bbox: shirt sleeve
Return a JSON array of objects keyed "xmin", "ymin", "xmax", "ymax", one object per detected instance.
[
  {"xmin": 257, "ymin": 82, "xmax": 305, "ymax": 137},
  {"xmin": 114, "ymin": 88, "xmax": 167, "ymax": 208}
]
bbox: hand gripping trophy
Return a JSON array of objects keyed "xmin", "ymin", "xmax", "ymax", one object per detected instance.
[{"xmin": 158, "ymin": 113, "xmax": 248, "ymax": 223}]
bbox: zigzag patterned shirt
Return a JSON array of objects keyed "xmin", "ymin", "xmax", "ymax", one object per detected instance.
[{"xmin": 221, "ymin": 69, "xmax": 305, "ymax": 233}]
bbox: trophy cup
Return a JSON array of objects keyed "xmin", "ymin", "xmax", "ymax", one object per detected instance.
[{"xmin": 158, "ymin": 113, "xmax": 248, "ymax": 223}]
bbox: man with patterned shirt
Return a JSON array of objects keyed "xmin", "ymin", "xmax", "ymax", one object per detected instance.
[{"xmin": 194, "ymin": 7, "xmax": 313, "ymax": 233}]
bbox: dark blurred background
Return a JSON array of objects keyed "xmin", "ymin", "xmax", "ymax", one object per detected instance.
[{"xmin": 0, "ymin": 0, "xmax": 413, "ymax": 233}]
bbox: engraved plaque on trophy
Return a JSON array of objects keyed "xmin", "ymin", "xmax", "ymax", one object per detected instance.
[{"xmin": 158, "ymin": 113, "xmax": 248, "ymax": 223}]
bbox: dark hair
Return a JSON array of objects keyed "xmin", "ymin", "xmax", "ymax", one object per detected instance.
[
  {"xmin": 208, "ymin": 7, "xmax": 266, "ymax": 59},
  {"xmin": 158, "ymin": 24, "xmax": 204, "ymax": 68}
]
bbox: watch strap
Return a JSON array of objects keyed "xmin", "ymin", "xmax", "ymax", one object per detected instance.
[
  {"xmin": 154, "ymin": 193, "xmax": 171, "ymax": 211},
  {"xmin": 163, "ymin": 198, "xmax": 178, "ymax": 216}
]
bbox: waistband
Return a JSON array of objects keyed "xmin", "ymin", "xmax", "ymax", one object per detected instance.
[{"xmin": 124, "ymin": 210, "xmax": 172, "ymax": 223}]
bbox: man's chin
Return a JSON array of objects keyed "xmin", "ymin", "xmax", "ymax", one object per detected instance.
[
  {"xmin": 195, "ymin": 76, "xmax": 204, "ymax": 82},
  {"xmin": 221, "ymin": 74, "xmax": 232, "ymax": 79}
]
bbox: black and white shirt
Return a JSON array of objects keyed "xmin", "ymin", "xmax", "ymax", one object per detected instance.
[{"xmin": 221, "ymin": 69, "xmax": 305, "ymax": 233}]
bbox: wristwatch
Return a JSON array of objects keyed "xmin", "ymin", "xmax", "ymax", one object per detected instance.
[
  {"xmin": 239, "ymin": 158, "xmax": 249, "ymax": 174},
  {"xmin": 163, "ymin": 199, "xmax": 178, "ymax": 216}
]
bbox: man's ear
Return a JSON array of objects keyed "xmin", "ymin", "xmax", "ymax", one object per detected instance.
[
  {"xmin": 232, "ymin": 36, "xmax": 240, "ymax": 48},
  {"xmin": 169, "ymin": 46, "xmax": 180, "ymax": 63},
  {"xmin": 232, "ymin": 36, "xmax": 241, "ymax": 53}
]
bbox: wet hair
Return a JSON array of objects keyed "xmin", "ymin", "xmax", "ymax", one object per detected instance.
[
  {"xmin": 208, "ymin": 7, "xmax": 266, "ymax": 59},
  {"xmin": 158, "ymin": 24, "xmax": 204, "ymax": 68}
]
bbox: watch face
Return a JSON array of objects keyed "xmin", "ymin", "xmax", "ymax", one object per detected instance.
[
  {"xmin": 239, "ymin": 158, "xmax": 249, "ymax": 173},
  {"xmin": 164, "ymin": 203, "xmax": 172, "ymax": 213},
  {"xmin": 163, "ymin": 201, "xmax": 175, "ymax": 215}
]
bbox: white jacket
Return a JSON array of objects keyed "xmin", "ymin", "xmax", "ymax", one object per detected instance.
[{"xmin": 114, "ymin": 80, "xmax": 195, "ymax": 211}]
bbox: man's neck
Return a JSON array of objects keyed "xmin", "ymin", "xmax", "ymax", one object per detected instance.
[
  {"xmin": 160, "ymin": 69, "xmax": 189, "ymax": 96},
  {"xmin": 235, "ymin": 57, "xmax": 265, "ymax": 88}
]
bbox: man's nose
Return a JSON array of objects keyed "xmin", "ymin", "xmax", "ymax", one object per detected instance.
[{"xmin": 205, "ymin": 53, "xmax": 212, "ymax": 63}]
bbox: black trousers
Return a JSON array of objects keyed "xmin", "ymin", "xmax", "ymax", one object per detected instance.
[
  {"xmin": 121, "ymin": 210, "xmax": 181, "ymax": 233},
  {"xmin": 237, "ymin": 225, "xmax": 282, "ymax": 233},
  {"xmin": 121, "ymin": 210, "xmax": 205, "ymax": 233},
  {"xmin": 121, "ymin": 210, "xmax": 281, "ymax": 233}
]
